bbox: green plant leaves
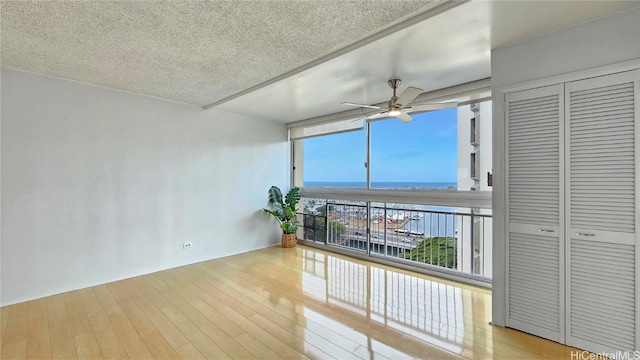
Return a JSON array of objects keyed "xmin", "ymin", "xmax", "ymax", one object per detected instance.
[
  {"xmin": 402, "ymin": 237, "xmax": 457, "ymax": 269},
  {"xmin": 262, "ymin": 208, "xmax": 284, "ymax": 221},
  {"xmin": 284, "ymin": 207, "xmax": 294, "ymax": 220},
  {"xmin": 267, "ymin": 186, "xmax": 284, "ymax": 207},
  {"xmin": 265, "ymin": 185, "xmax": 301, "ymax": 233},
  {"xmin": 285, "ymin": 187, "xmax": 301, "ymax": 213},
  {"xmin": 281, "ymin": 222, "xmax": 298, "ymax": 234},
  {"xmin": 328, "ymin": 220, "xmax": 346, "ymax": 235}
]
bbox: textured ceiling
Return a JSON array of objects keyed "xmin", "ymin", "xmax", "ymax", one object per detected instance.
[
  {"xmin": 3, "ymin": 0, "xmax": 639, "ymax": 123},
  {"xmin": 216, "ymin": 0, "xmax": 640, "ymax": 123},
  {"xmin": 1, "ymin": 0, "xmax": 437, "ymax": 107}
]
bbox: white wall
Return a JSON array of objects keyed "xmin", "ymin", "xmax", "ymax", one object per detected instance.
[
  {"xmin": 1, "ymin": 68, "xmax": 289, "ymax": 306},
  {"xmin": 492, "ymin": 7, "xmax": 640, "ymax": 88},
  {"xmin": 490, "ymin": 7, "xmax": 640, "ymax": 326}
]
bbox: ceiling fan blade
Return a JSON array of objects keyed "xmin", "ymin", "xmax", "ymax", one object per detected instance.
[
  {"xmin": 397, "ymin": 112, "xmax": 414, "ymax": 123},
  {"xmin": 395, "ymin": 86, "xmax": 423, "ymax": 108},
  {"xmin": 341, "ymin": 102, "xmax": 383, "ymax": 110}
]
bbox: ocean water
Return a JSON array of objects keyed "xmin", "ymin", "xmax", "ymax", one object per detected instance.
[{"xmin": 304, "ymin": 181, "xmax": 456, "ymax": 190}]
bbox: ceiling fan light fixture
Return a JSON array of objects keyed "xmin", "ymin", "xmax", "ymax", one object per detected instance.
[{"xmin": 388, "ymin": 107, "xmax": 402, "ymax": 116}]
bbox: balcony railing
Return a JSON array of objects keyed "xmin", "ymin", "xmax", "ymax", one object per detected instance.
[{"xmin": 300, "ymin": 197, "xmax": 492, "ymax": 281}]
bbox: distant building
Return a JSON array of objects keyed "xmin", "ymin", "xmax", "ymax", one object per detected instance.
[{"xmin": 457, "ymin": 101, "xmax": 493, "ymax": 277}]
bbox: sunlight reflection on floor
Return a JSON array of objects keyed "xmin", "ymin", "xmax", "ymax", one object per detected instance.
[{"xmin": 299, "ymin": 247, "xmax": 492, "ymax": 359}]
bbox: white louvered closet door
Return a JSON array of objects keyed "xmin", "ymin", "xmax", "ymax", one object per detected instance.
[
  {"xmin": 506, "ymin": 84, "xmax": 564, "ymax": 343},
  {"xmin": 566, "ymin": 70, "xmax": 639, "ymax": 354}
]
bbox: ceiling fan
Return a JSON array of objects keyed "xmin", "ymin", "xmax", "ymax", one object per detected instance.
[{"xmin": 341, "ymin": 79, "xmax": 457, "ymax": 123}]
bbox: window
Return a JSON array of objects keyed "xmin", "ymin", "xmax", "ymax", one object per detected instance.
[
  {"xmin": 470, "ymin": 151, "xmax": 479, "ymax": 180},
  {"xmin": 470, "ymin": 117, "xmax": 478, "ymax": 145},
  {"xmin": 291, "ymin": 93, "xmax": 494, "ymax": 281},
  {"xmin": 369, "ymin": 109, "xmax": 458, "ymax": 190},
  {"xmin": 301, "ymin": 128, "xmax": 366, "ymax": 188},
  {"xmin": 290, "ymin": 90, "xmax": 493, "ymax": 192}
]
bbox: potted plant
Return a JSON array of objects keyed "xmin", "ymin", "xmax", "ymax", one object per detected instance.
[{"xmin": 263, "ymin": 186, "xmax": 301, "ymax": 248}]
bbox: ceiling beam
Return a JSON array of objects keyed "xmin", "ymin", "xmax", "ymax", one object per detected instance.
[{"xmin": 203, "ymin": 0, "xmax": 468, "ymax": 110}]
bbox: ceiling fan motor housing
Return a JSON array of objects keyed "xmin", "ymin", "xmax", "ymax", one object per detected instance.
[
  {"xmin": 388, "ymin": 79, "xmax": 401, "ymax": 108},
  {"xmin": 388, "ymin": 79, "xmax": 402, "ymax": 89}
]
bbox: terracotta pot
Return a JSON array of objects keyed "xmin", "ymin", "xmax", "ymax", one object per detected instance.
[{"xmin": 281, "ymin": 233, "xmax": 297, "ymax": 248}]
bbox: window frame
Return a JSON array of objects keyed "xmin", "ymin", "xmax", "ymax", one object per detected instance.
[{"xmin": 289, "ymin": 80, "xmax": 492, "ymax": 199}]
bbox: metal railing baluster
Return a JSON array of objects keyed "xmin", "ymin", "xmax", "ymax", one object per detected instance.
[{"xmin": 298, "ymin": 198, "xmax": 492, "ymax": 280}]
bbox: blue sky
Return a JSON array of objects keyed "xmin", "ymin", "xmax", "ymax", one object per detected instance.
[{"xmin": 303, "ymin": 108, "xmax": 457, "ymax": 183}]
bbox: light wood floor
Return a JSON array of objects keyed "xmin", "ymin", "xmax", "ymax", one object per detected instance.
[{"xmin": 1, "ymin": 244, "xmax": 585, "ymax": 359}]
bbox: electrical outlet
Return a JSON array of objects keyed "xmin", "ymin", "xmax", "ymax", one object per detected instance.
[{"xmin": 183, "ymin": 242, "xmax": 193, "ymax": 249}]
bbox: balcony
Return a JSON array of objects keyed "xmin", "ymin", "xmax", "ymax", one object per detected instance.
[{"xmin": 299, "ymin": 191, "xmax": 492, "ymax": 284}]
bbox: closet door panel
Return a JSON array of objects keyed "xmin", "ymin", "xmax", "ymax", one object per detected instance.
[
  {"xmin": 566, "ymin": 70, "xmax": 639, "ymax": 353},
  {"xmin": 506, "ymin": 84, "xmax": 564, "ymax": 342},
  {"xmin": 508, "ymin": 232, "xmax": 561, "ymax": 334}
]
